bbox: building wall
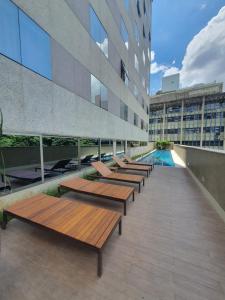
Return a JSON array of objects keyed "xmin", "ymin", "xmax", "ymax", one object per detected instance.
[
  {"xmin": 0, "ymin": 0, "xmax": 151, "ymax": 141},
  {"xmin": 149, "ymin": 87, "xmax": 225, "ymax": 150}
]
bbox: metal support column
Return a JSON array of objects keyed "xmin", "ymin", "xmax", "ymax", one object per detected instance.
[
  {"xmin": 98, "ymin": 139, "xmax": 101, "ymax": 161},
  {"xmin": 113, "ymin": 140, "xmax": 116, "ymax": 156},
  {"xmin": 77, "ymin": 138, "xmax": 81, "ymax": 169},
  {"xmin": 180, "ymin": 100, "xmax": 184, "ymax": 144},
  {"xmin": 162, "ymin": 103, "xmax": 166, "ymax": 140},
  {"xmin": 200, "ymin": 96, "xmax": 205, "ymax": 148},
  {"xmin": 39, "ymin": 135, "xmax": 44, "ymax": 183}
]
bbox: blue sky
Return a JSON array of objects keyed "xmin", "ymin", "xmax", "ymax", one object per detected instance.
[{"xmin": 150, "ymin": 0, "xmax": 225, "ymax": 94}]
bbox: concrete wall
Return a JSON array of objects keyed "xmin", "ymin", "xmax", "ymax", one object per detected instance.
[
  {"xmin": 0, "ymin": 0, "xmax": 151, "ymax": 141},
  {"xmin": 174, "ymin": 145, "xmax": 225, "ymax": 212},
  {"xmin": 128, "ymin": 142, "xmax": 154, "ymax": 158}
]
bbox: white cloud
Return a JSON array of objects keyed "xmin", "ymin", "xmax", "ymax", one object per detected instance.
[
  {"xmin": 151, "ymin": 50, "xmax": 155, "ymax": 61},
  {"xmin": 164, "ymin": 67, "xmax": 180, "ymax": 77},
  {"xmin": 151, "ymin": 62, "xmax": 168, "ymax": 74},
  {"xmin": 172, "ymin": 60, "xmax": 176, "ymax": 65},
  {"xmin": 180, "ymin": 6, "xmax": 225, "ymax": 88}
]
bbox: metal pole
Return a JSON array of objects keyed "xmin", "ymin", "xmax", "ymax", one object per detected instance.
[
  {"xmin": 77, "ymin": 138, "xmax": 81, "ymax": 169},
  {"xmin": 200, "ymin": 96, "xmax": 205, "ymax": 148},
  {"xmin": 113, "ymin": 140, "xmax": 116, "ymax": 156},
  {"xmin": 162, "ymin": 103, "xmax": 166, "ymax": 140},
  {"xmin": 39, "ymin": 135, "xmax": 44, "ymax": 183},
  {"xmin": 124, "ymin": 140, "xmax": 127, "ymax": 154},
  {"xmin": 180, "ymin": 99, "xmax": 184, "ymax": 144},
  {"xmin": 98, "ymin": 139, "xmax": 101, "ymax": 161}
]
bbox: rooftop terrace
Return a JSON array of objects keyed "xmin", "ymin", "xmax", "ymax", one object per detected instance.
[{"xmin": 1, "ymin": 165, "xmax": 225, "ymax": 300}]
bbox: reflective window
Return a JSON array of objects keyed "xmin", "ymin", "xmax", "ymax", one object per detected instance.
[
  {"xmin": 143, "ymin": 24, "xmax": 146, "ymax": 38},
  {"xmin": 143, "ymin": 0, "xmax": 146, "ymax": 15},
  {"xmin": 120, "ymin": 101, "xmax": 128, "ymax": 121},
  {"xmin": 19, "ymin": 10, "xmax": 52, "ymax": 79},
  {"xmin": 134, "ymin": 113, "xmax": 138, "ymax": 126},
  {"xmin": 137, "ymin": 0, "xmax": 141, "ymax": 17},
  {"xmin": 143, "ymin": 51, "xmax": 146, "ymax": 64},
  {"xmin": 134, "ymin": 22, "xmax": 139, "ymax": 46},
  {"xmin": 142, "ymin": 77, "xmax": 145, "ymax": 87},
  {"xmin": 120, "ymin": 17, "xmax": 129, "ymax": 49},
  {"xmin": 91, "ymin": 74, "xmax": 108, "ymax": 110},
  {"xmin": 134, "ymin": 54, "xmax": 139, "ymax": 71},
  {"xmin": 89, "ymin": 6, "xmax": 108, "ymax": 58},
  {"xmin": 0, "ymin": 0, "xmax": 21, "ymax": 63},
  {"xmin": 124, "ymin": 0, "xmax": 129, "ymax": 11},
  {"xmin": 121, "ymin": 60, "xmax": 129, "ymax": 86},
  {"xmin": 134, "ymin": 84, "xmax": 138, "ymax": 98}
]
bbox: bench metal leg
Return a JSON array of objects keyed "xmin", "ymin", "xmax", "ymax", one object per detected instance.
[
  {"xmin": 132, "ymin": 191, "xmax": 135, "ymax": 201},
  {"xmin": 119, "ymin": 219, "xmax": 122, "ymax": 235},
  {"xmin": 97, "ymin": 250, "xmax": 102, "ymax": 277},
  {"xmin": 143, "ymin": 178, "xmax": 145, "ymax": 186},
  {"xmin": 138, "ymin": 183, "xmax": 141, "ymax": 193},
  {"xmin": 123, "ymin": 202, "xmax": 127, "ymax": 216},
  {"xmin": 1, "ymin": 211, "xmax": 8, "ymax": 230}
]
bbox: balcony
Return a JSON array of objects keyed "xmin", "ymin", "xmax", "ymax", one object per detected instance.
[{"xmin": 1, "ymin": 153, "xmax": 225, "ymax": 299}]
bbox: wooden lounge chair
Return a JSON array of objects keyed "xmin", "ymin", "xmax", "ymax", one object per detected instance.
[
  {"xmin": 0, "ymin": 181, "xmax": 11, "ymax": 191},
  {"xmin": 123, "ymin": 155, "xmax": 154, "ymax": 170},
  {"xmin": 59, "ymin": 177, "xmax": 135, "ymax": 215},
  {"xmin": 1, "ymin": 194, "xmax": 122, "ymax": 277},
  {"xmin": 91, "ymin": 161, "xmax": 144, "ymax": 193},
  {"xmin": 112, "ymin": 156, "xmax": 151, "ymax": 177}
]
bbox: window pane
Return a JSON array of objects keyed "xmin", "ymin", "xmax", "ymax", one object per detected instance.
[
  {"xmin": 120, "ymin": 17, "xmax": 128, "ymax": 49},
  {"xmin": 124, "ymin": 0, "xmax": 129, "ymax": 11},
  {"xmin": 135, "ymin": 54, "xmax": 139, "ymax": 71},
  {"xmin": 120, "ymin": 101, "xmax": 128, "ymax": 121},
  {"xmin": 101, "ymin": 84, "xmax": 108, "ymax": 111},
  {"xmin": 134, "ymin": 22, "xmax": 139, "ymax": 46},
  {"xmin": 0, "ymin": 0, "xmax": 21, "ymax": 63},
  {"xmin": 19, "ymin": 10, "xmax": 52, "ymax": 79},
  {"xmin": 90, "ymin": 6, "xmax": 108, "ymax": 58},
  {"xmin": 91, "ymin": 74, "xmax": 101, "ymax": 107}
]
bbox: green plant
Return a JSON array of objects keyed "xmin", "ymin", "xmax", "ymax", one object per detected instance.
[{"xmin": 155, "ymin": 140, "xmax": 171, "ymax": 150}]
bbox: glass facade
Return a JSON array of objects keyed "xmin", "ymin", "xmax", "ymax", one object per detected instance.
[
  {"xmin": 19, "ymin": 10, "xmax": 52, "ymax": 80},
  {"xmin": 134, "ymin": 54, "xmax": 139, "ymax": 71},
  {"xmin": 134, "ymin": 22, "xmax": 139, "ymax": 46},
  {"xmin": 91, "ymin": 74, "xmax": 108, "ymax": 110},
  {"xmin": 120, "ymin": 17, "xmax": 129, "ymax": 49},
  {"xmin": 90, "ymin": 6, "xmax": 108, "ymax": 58},
  {"xmin": 124, "ymin": 0, "xmax": 129, "ymax": 11},
  {"xmin": 120, "ymin": 101, "xmax": 128, "ymax": 121},
  {"xmin": 0, "ymin": 0, "xmax": 21, "ymax": 63},
  {"xmin": 149, "ymin": 95, "xmax": 225, "ymax": 150},
  {"xmin": 0, "ymin": 0, "xmax": 52, "ymax": 79}
]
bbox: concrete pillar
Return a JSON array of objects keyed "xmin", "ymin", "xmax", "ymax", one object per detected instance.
[
  {"xmin": 200, "ymin": 96, "xmax": 205, "ymax": 148},
  {"xmin": 113, "ymin": 140, "xmax": 116, "ymax": 156},
  {"xmin": 124, "ymin": 140, "xmax": 127, "ymax": 154},
  {"xmin": 162, "ymin": 103, "xmax": 166, "ymax": 140},
  {"xmin": 98, "ymin": 139, "xmax": 101, "ymax": 161},
  {"xmin": 180, "ymin": 100, "xmax": 184, "ymax": 144},
  {"xmin": 39, "ymin": 135, "xmax": 44, "ymax": 183}
]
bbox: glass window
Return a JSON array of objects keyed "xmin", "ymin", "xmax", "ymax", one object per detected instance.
[
  {"xmin": 91, "ymin": 74, "xmax": 108, "ymax": 110},
  {"xmin": 120, "ymin": 17, "xmax": 129, "ymax": 49},
  {"xmin": 142, "ymin": 77, "xmax": 145, "ymax": 87},
  {"xmin": 120, "ymin": 101, "xmax": 128, "ymax": 121},
  {"xmin": 143, "ymin": 25, "xmax": 146, "ymax": 38},
  {"xmin": 121, "ymin": 60, "xmax": 129, "ymax": 86},
  {"xmin": 0, "ymin": 0, "xmax": 21, "ymax": 63},
  {"xmin": 19, "ymin": 10, "xmax": 52, "ymax": 79},
  {"xmin": 134, "ymin": 84, "xmax": 138, "ymax": 98},
  {"xmin": 134, "ymin": 22, "xmax": 139, "ymax": 46},
  {"xmin": 134, "ymin": 54, "xmax": 139, "ymax": 71},
  {"xmin": 143, "ymin": 0, "xmax": 146, "ymax": 15},
  {"xmin": 143, "ymin": 51, "xmax": 146, "ymax": 65},
  {"xmin": 89, "ymin": 6, "xmax": 108, "ymax": 58},
  {"xmin": 124, "ymin": 0, "xmax": 129, "ymax": 11},
  {"xmin": 134, "ymin": 113, "xmax": 138, "ymax": 126},
  {"xmin": 137, "ymin": 0, "xmax": 141, "ymax": 17}
]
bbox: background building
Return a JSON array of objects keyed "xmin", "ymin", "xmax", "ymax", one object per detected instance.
[
  {"xmin": 149, "ymin": 82, "xmax": 225, "ymax": 150},
  {"xmin": 0, "ymin": 0, "xmax": 152, "ymax": 142},
  {"xmin": 162, "ymin": 73, "xmax": 180, "ymax": 93}
]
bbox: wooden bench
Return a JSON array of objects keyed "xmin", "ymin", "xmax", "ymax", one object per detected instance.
[
  {"xmin": 91, "ymin": 161, "xmax": 145, "ymax": 193},
  {"xmin": 1, "ymin": 194, "xmax": 122, "ymax": 277},
  {"xmin": 59, "ymin": 178, "xmax": 135, "ymax": 216},
  {"xmin": 112, "ymin": 156, "xmax": 151, "ymax": 177}
]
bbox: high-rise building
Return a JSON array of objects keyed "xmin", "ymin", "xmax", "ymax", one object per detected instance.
[
  {"xmin": 149, "ymin": 82, "xmax": 225, "ymax": 150},
  {"xmin": 162, "ymin": 73, "xmax": 180, "ymax": 92},
  {"xmin": 0, "ymin": 0, "xmax": 152, "ymax": 141}
]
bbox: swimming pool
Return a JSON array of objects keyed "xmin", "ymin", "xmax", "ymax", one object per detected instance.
[{"xmin": 140, "ymin": 150, "xmax": 175, "ymax": 167}]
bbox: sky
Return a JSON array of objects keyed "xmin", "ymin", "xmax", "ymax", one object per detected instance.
[{"xmin": 150, "ymin": 0, "xmax": 225, "ymax": 95}]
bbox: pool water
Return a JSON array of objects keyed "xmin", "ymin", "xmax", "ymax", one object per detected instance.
[{"xmin": 140, "ymin": 150, "xmax": 175, "ymax": 167}]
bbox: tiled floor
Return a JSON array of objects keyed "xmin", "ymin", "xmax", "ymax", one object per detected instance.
[{"xmin": 1, "ymin": 166, "xmax": 225, "ymax": 300}]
